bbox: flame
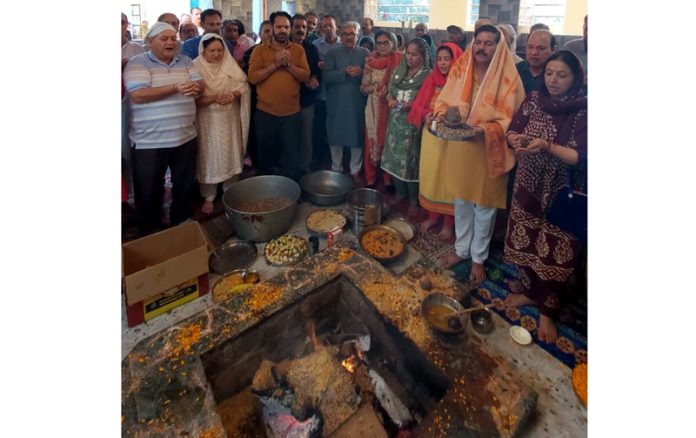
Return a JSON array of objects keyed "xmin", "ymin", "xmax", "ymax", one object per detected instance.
[{"xmin": 341, "ymin": 355, "xmax": 360, "ymax": 373}]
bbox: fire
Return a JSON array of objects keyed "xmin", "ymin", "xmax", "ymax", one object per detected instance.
[{"xmin": 341, "ymin": 355, "xmax": 360, "ymax": 373}]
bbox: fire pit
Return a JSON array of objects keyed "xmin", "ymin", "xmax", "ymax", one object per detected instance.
[
  {"xmin": 122, "ymin": 244, "xmax": 538, "ymax": 437},
  {"xmin": 202, "ymin": 276, "xmax": 449, "ymax": 436}
]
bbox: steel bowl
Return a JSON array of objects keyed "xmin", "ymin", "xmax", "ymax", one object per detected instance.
[
  {"xmin": 300, "ymin": 170, "xmax": 354, "ymax": 206},
  {"xmin": 470, "ymin": 308, "xmax": 494, "ymax": 334},
  {"xmin": 348, "ymin": 188, "xmax": 383, "ymax": 235},
  {"xmin": 358, "ymin": 224, "xmax": 407, "ymax": 264},
  {"xmin": 222, "ymin": 175, "xmax": 300, "ymax": 242},
  {"xmin": 421, "ymin": 292, "xmax": 468, "ymax": 334}
]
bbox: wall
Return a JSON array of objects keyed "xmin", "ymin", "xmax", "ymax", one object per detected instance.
[
  {"xmin": 563, "ymin": 0, "xmax": 585, "ymax": 36},
  {"xmin": 216, "ymin": 0, "xmax": 254, "ymax": 30},
  {"xmin": 478, "ymin": 0, "xmax": 519, "ymax": 27},
  {"xmin": 429, "ymin": 0, "xmax": 470, "ymax": 31}
]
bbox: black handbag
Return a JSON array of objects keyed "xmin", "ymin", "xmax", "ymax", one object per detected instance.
[{"xmin": 547, "ymin": 170, "xmax": 587, "ymax": 242}]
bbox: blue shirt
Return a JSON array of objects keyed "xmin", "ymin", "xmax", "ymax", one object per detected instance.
[{"xmin": 313, "ymin": 36, "xmax": 341, "ymax": 101}]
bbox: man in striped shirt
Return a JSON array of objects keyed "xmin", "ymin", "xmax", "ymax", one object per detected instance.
[{"xmin": 124, "ymin": 22, "xmax": 205, "ymax": 234}]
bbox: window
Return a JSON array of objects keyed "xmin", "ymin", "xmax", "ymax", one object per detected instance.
[
  {"xmin": 468, "ymin": 0, "xmax": 480, "ymax": 28},
  {"xmin": 518, "ymin": 0, "xmax": 567, "ymax": 33},
  {"xmin": 378, "ymin": 0, "xmax": 430, "ymax": 25},
  {"xmin": 281, "ymin": 1, "xmax": 297, "ymax": 15}
]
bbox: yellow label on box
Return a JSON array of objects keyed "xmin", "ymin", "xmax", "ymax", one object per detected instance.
[{"xmin": 143, "ymin": 278, "xmax": 200, "ymax": 321}]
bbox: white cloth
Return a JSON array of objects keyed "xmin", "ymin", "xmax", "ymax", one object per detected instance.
[
  {"xmin": 199, "ymin": 176, "xmax": 238, "ymax": 201},
  {"xmin": 193, "ymin": 34, "xmax": 251, "ymax": 184},
  {"xmin": 453, "ymin": 198, "xmax": 497, "ymax": 264},
  {"xmin": 330, "ymin": 146, "xmax": 363, "ymax": 175}
]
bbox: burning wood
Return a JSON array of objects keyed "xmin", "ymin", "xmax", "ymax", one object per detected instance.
[{"xmin": 341, "ymin": 355, "xmax": 360, "ymax": 374}]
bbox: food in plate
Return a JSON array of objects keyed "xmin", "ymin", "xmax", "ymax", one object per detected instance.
[
  {"xmin": 360, "ymin": 228, "xmax": 405, "ymax": 259},
  {"xmin": 306, "ymin": 209, "xmax": 347, "ymax": 234},
  {"xmin": 212, "ymin": 270, "xmax": 260, "ymax": 302},
  {"xmin": 265, "ymin": 235, "xmax": 308, "ymax": 265}
]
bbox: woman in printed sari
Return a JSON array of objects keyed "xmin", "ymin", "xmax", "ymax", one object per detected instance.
[
  {"xmin": 407, "ymin": 42, "xmax": 463, "ymax": 239},
  {"xmin": 193, "ymin": 34, "xmax": 251, "ymax": 214},
  {"xmin": 360, "ymin": 30, "xmax": 401, "ymax": 190},
  {"xmin": 503, "ymin": 50, "xmax": 587, "ymax": 343},
  {"xmin": 380, "ymin": 38, "xmax": 432, "ymax": 217}
]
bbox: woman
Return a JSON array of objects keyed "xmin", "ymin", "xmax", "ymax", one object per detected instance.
[
  {"xmin": 380, "ymin": 38, "xmax": 432, "ymax": 217},
  {"xmin": 503, "ymin": 50, "xmax": 587, "ymax": 343},
  {"xmin": 499, "ymin": 24, "xmax": 523, "ymax": 64},
  {"xmin": 225, "ymin": 19, "xmax": 254, "ymax": 64},
  {"xmin": 360, "ymin": 31, "xmax": 401, "ymax": 190},
  {"xmin": 193, "ymin": 34, "xmax": 251, "ymax": 214},
  {"xmin": 407, "ymin": 42, "xmax": 463, "ymax": 239}
]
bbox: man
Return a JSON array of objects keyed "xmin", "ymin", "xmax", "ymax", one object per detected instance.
[
  {"xmin": 243, "ymin": 20, "xmax": 272, "ymax": 72},
  {"xmin": 312, "ymin": 15, "xmax": 341, "ymax": 168},
  {"xmin": 446, "ymin": 25, "xmax": 467, "ymax": 51},
  {"xmin": 157, "ymin": 13, "xmax": 183, "ymax": 53},
  {"xmin": 179, "ymin": 22, "xmax": 199, "ymax": 42},
  {"xmin": 530, "ymin": 22, "xmax": 549, "ymax": 33},
  {"xmin": 414, "ymin": 22, "xmax": 428, "ymax": 38},
  {"xmin": 124, "ymin": 22, "xmax": 205, "ymax": 234},
  {"xmin": 361, "ymin": 17, "xmax": 375, "ymax": 41},
  {"xmin": 517, "ymin": 29, "xmax": 555, "ymax": 93},
  {"xmin": 305, "ymin": 11, "xmax": 320, "ymax": 43},
  {"xmin": 563, "ymin": 15, "xmax": 587, "ymax": 79},
  {"xmin": 242, "ymin": 20, "xmax": 273, "ymax": 169},
  {"xmin": 191, "ymin": 7, "xmax": 204, "ymax": 35},
  {"xmin": 433, "ymin": 24, "xmax": 524, "ymax": 284},
  {"xmin": 291, "ymin": 14, "xmax": 321, "ymax": 174},
  {"xmin": 180, "ymin": 13, "xmax": 193, "ymax": 25},
  {"xmin": 181, "ymin": 8, "xmax": 222, "ymax": 59},
  {"xmin": 324, "ymin": 22, "xmax": 368, "ymax": 183},
  {"xmin": 248, "ymin": 11, "xmax": 310, "ymax": 179},
  {"xmin": 122, "ymin": 13, "xmax": 144, "ymax": 65},
  {"xmin": 139, "ymin": 20, "xmax": 150, "ymax": 40}
]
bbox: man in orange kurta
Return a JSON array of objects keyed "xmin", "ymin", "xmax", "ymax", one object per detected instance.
[{"xmin": 434, "ymin": 25, "xmax": 525, "ymax": 283}]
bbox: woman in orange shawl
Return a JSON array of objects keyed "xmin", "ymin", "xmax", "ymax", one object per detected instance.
[
  {"xmin": 408, "ymin": 42, "xmax": 463, "ymax": 239},
  {"xmin": 360, "ymin": 30, "xmax": 401, "ymax": 189}
]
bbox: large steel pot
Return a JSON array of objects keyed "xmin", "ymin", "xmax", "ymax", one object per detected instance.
[{"xmin": 222, "ymin": 175, "xmax": 301, "ymax": 242}]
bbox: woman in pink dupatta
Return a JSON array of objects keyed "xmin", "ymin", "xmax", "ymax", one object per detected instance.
[
  {"xmin": 408, "ymin": 42, "xmax": 463, "ymax": 239},
  {"xmin": 360, "ymin": 30, "xmax": 401, "ymax": 189}
]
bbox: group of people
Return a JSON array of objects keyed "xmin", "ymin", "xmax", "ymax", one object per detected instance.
[{"xmin": 121, "ymin": 10, "xmax": 588, "ymax": 343}]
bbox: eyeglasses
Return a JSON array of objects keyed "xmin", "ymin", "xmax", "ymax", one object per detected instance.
[
  {"xmin": 342, "ymin": 32, "xmax": 357, "ymax": 37},
  {"xmin": 376, "ymin": 40, "xmax": 391, "ymax": 46}
]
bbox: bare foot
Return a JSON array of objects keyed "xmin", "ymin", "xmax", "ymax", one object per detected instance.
[
  {"xmin": 407, "ymin": 204, "xmax": 420, "ymax": 218},
  {"xmin": 470, "ymin": 262, "xmax": 486, "ymax": 285},
  {"xmin": 504, "ymin": 278, "xmax": 525, "ymax": 294},
  {"xmin": 437, "ymin": 224, "xmax": 454, "ymax": 240},
  {"xmin": 201, "ymin": 200, "xmax": 214, "ymax": 214},
  {"xmin": 537, "ymin": 314, "xmax": 558, "ymax": 343},
  {"xmin": 504, "ymin": 293, "xmax": 534, "ymax": 308},
  {"xmin": 436, "ymin": 251, "xmax": 465, "ymax": 268},
  {"xmin": 419, "ymin": 218, "xmax": 436, "ymax": 234}
]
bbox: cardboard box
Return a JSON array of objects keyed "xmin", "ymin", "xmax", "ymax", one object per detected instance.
[{"xmin": 122, "ymin": 221, "xmax": 210, "ymax": 327}]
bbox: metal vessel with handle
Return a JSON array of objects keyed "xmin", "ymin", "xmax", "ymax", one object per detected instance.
[{"xmin": 222, "ymin": 175, "xmax": 301, "ymax": 242}]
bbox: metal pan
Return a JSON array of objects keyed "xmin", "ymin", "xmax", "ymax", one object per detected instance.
[{"xmin": 208, "ymin": 239, "xmax": 258, "ymax": 275}]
